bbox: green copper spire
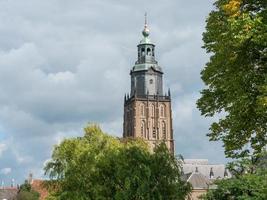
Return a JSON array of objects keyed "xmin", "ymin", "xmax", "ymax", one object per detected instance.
[{"xmin": 140, "ymin": 13, "xmax": 152, "ymax": 44}]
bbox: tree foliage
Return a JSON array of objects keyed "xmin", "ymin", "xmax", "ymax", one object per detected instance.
[
  {"xmin": 201, "ymin": 153, "xmax": 267, "ymax": 200},
  {"xmin": 17, "ymin": 182, "xmax": 40, "ymax": 200},
  {"xmin": 44, "ymin": 124, "xmax": 191, "ymax": 200},
  {"xmin": 202, "ymin": 172, "xmax": 267, "ymax": 200},
  {"xmin": 197, "ymin": 0, "xmax": 267, "ymax": 158}
]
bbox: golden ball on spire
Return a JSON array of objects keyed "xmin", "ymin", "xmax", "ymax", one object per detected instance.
[{"xmin": 142, "ymin": 26, "xmax": 150, "ymax": 37}]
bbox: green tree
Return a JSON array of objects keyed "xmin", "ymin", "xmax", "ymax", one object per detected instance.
[
  {"xmin": 202, "ymin": 172, "xmax": 267, "ymax": 200},
  {"xmin": 17, "ymin": 182, "xmax": 40, "ymax": 200},
  {"xmin": 201, "ymin": 154, "xmax": 267, "ymax": 200},
  {"xmin": 197, "ymin": 0, "xmax": 267, "ymax": 159},
  {"xmin": 44, "ymin": 124, "xmax": 191, "ymax": 200}
]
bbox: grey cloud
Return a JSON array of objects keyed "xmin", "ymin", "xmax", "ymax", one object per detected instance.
[{"xmin": 0, "ymin": 0, "xmax": 226, "ymax": 184}]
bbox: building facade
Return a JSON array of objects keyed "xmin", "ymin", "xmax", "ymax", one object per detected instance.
[
  {"xmin": 182, "ymin": 159, "xmax": 231, "ymax": 200},
  {"xmin": 123, "ymin": 19, "xmax": 174, "ymax": 154}
]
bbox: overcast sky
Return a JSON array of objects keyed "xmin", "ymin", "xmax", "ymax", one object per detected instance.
[{"xmin": 0, "ymin": 0, "xmax": 228, "ymax": 185}]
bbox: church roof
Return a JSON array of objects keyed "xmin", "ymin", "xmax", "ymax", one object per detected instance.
[
  {"xmin": 186, "ymin": 172, "xmax": 211, "ymax": 189},
  {"xmin": 0, "ymin": 188, "xmax": 18, "ymax": 200},
  {"xmin": 182, "ymin": 159, "xmax": 231, "ymax": 180}
]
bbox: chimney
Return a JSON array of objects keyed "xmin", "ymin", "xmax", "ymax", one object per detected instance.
[
  {"xmin": 195, "ymin": 166, "xmax": 199, "ymax": 173},
  {"xmin": 11, "ymin": 179, "xmax": 15, "ymax": 188},
  {"xmin": 210, "ymin": 167, "xmax": 214, "ymax": 179}
]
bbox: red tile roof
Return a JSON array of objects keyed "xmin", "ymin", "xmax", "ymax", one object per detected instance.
[{"xmin": 0, "ymin": 188, "xmax": 18, "ymax": 200}]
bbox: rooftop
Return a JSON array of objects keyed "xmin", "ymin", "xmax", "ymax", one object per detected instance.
[{"xmin": 0, "ymin": 188, "xmax": 18, "ymax": 200}]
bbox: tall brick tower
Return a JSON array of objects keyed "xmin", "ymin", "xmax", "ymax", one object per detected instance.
[{"xmin": 123, "ymin": 16, "xmax": 174, "ymax": 154}]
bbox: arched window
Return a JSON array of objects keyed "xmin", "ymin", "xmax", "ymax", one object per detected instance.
[
  {"xmin": 151, "ymin": 104, "xmax": 155, "ymax": 117},
  {"xmin": 141, "ymin": 121, "xmax": 145, "ymax": 137},
  {"xmin": 147, "ymin": 48, "xmax": 151, "ymax": 56},
  {"xmin": 141, "ymin": 48, "xmax": 145, "ymax": 56},
  {"xmin": 162, "ymin": 122, "xmax": 166, "ymax": 139},
  {"xmin": 152, "ymin": 48, "xmax": 155, "ymax": 56},
  {"xmin": 140, "ymin": 104, "xmax": 145, "ymax": 116},
  {"xmin": 160, "ymin": 105, "xmax": 166, "ymax": 117}
]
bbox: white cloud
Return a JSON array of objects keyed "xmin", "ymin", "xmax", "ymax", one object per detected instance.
[
  {"xmin": 0, "ymin": 168, "xmax": 11, "ymax": 175},
  {"xmin": 0, "ymin": 143, "xmax": 7, "ymax": 157},
  {"xmin": 48, "ymin": 71, "xmax": 75, "ymax": 83},
  {"xmin": 0, "ymin": 0, "xmax": 226, "ymax": 184}
]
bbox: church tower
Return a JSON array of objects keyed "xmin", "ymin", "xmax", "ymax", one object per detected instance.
[{"xmin": 123, "ymin": 16, "xmax": 174, "ymax": 154}]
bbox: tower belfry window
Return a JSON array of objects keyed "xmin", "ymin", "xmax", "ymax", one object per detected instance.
[
  {"xmin": 147, "ymin": 48, "xmax": 151, "ymax": 56},
  {"xmin": 141, "ymin": 48, "xmax": 145, "ymax": 56}
]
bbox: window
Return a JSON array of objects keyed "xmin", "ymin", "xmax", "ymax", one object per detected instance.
[
  {"xmin": 141, "ymin": 121, "xmax": 145, "ymax": 137},
  {"xmin": 147, "ymin": 48, "xmax": 151, "ymax": 56},
  {"xmin": 140, "ymin": 104, "xmax": 145, "ymax": 116},
  {"xmin": 141, "ymin": 48, "xmax": 145, "ymax": 56},
  {"xmin": 149, "ymin": 79, "xmax": 153, "ymax": 84},
  {"xmin": 153, "ymin": 127, "xmax": 156, "ymax": 139},
  {"xmin": 162, "ymin": 122, "xmax": 166, "ymax": 139},
  {"xmin": 160, "ymin": 105, "xmax": 166, "ymax": 117},
  {"xmin": 151, "ymin": 104, "xmax": 155, "ymax": 117}
]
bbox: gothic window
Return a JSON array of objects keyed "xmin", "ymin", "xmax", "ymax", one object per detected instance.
[
  {"xmin": 152, "ymin": 127, "xmax": 156, "ymax": 139},
  {"xmin": 151, "ymin": 104, "xmax": 155, "ymax": 117},
  {"xmin": 140, "ymin": 104, "xmax": 145, "ymax": 116},
  {"xmin": 162, "ymin": 122, "xmax": 166, "ymax": 139},
  {"xmin": 141, "ymin": 121, "xmax": 145, "ymax": 137},
  {"xmin": 147, "ymin": 48, "xmax": 151, "ymax": 56},
  {"xmin": 160, "ymin": 105, "xmax": 166, "ymax": 117}
]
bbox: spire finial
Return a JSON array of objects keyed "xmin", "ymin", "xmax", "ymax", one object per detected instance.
[
  {"xmin": 142, "ymin": 12, "xmax": 149, "ymax": 37},
  {"xmin": 145, "ymin": 12, "xmax": 147, "ymax": 27}
]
